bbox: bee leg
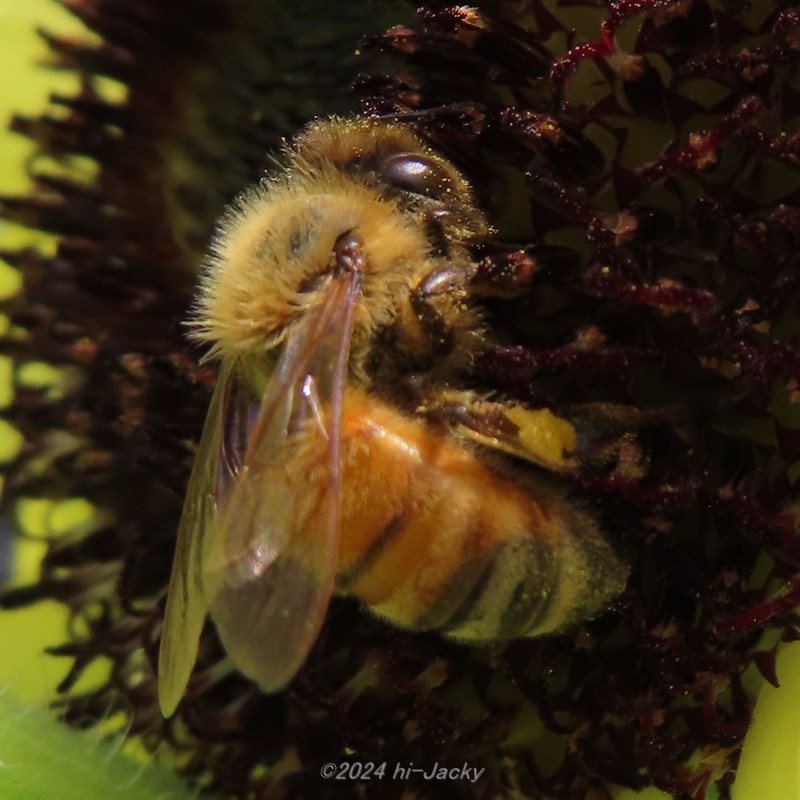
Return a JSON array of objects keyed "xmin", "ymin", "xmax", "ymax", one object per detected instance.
[
  {"xmin": 469, "ymin": 248, "xmax": 538, "ymax": 299},
  {"xmin": 469, "ymin": 245, "xmax": 581, "ymax": 299},
  {"xmin": 558, "ymin": 401, "xmax": 678, "ymax": 474},
  {"xmin": 422, "ymin": 207, "xmax": 454, "ymax": 258},
  {"xmin": 422, "ymin": 391, "xmax": 664, "ymax": 477},
  {"xmin": 418, "ymin": 388, "xmax": 579, "ymax": 472},
  {"xmin": 408, "ymin": 265, "xmax": 468, "ymax": 358}
]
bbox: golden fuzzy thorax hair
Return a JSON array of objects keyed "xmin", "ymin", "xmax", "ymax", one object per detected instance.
[{"xmin": 191, "ymin": 117, "xmax": 489, "ymax": 380}]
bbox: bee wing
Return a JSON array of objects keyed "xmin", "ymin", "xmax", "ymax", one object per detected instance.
[
  {"xmin": 158, "ymin": 358, "xmax": 241, "ymax": 717},
  {"xmin": 202, "ymin": 273, "xmax": 359, "ymax": 693}
]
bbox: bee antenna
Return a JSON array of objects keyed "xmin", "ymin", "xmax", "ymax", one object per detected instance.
[{"xmin": 377, "ymin": 102, "xmax": 485, "ymax": 123}]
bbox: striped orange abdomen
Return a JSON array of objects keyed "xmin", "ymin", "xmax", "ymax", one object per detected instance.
[{"xmin": 335, "ymin": 390, "xmax": 628, "ymax": 641}]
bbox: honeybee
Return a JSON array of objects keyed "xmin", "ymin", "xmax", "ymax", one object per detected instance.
[{"xmin": 157, "ymin": 117, "xmax": 629, "ymax": 717}]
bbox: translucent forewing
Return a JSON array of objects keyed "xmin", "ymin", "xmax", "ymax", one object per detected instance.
[
  {"xmin": 158, "ymin": 359, "xmax": 239, "ymax": 717},
  {"xmin": 202, "ymin": 273, "xmax": 360, "ymax": 693}
]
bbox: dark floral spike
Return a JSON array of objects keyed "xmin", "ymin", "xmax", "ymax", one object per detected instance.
[
  {"xmin": 549, "ymin": 0, "xmax": 685, "ymax": 99},
  {"xmin": 636, "ymin": 96, "xmax": 766, "ymax": 186},
  {"xmin": 2, "ymin": 0, "xmax": 800, "ymax": 799}
]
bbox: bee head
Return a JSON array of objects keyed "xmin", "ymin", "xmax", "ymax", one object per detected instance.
[
  {"xmin": 293, "ymin": 117, "xmax": 490, "ymax": 246},
  {"xmin": 189, "ymin": 118, "xmax": 489, "ymax": 372}
]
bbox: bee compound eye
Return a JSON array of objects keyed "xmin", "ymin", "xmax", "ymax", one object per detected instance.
[{"xmin": 379, "ymin": 153, "xmax": 453, "ymax": 200}]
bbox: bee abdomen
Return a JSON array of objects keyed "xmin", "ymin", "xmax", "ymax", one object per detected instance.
[
  {"xmin": 336, "ymin": 393, "xmax": 628, "ymax": 642},
  {"xmin": 433, "ymin": 536, "xmax": 557, "ymax": 640},
  {"xmin": 436, "ymin": 505, "xmax": 629, "ymax": 641}
]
